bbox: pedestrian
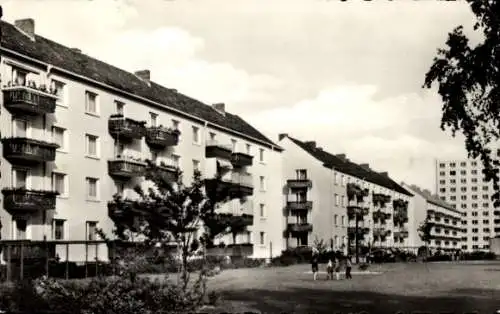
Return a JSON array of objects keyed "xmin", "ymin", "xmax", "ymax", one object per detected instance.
[
  {"xmin": 334, "ymin": 257, "xmax": 341, "ymax": 280},
  {"xmin": 311, "ymin": 252, "xmax": 319, "ymax": 281},
  {"xmin": 345, "ymin": 255, "xmax": 352, "ymax": 279},
  {"xmin": 326, "ymin": 257, "xmax": 334, "ymax": 280}
]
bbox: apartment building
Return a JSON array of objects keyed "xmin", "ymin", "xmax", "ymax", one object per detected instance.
[
  {"xmin": 435, "ymin": 159, "xmax": 500, "ymax": 251},
  {"xmin": 403, "ymin": 184, "xmax": 464, "ymax": 251},
  {"xmin": 0, "ymin": 17, "xmax": 283, "ymax": 262},
  {"xmin": 278, "ymin": 135, "xmax": 413, "ymax": 253}
]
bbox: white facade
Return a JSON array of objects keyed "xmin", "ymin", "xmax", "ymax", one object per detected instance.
[
  {"xmin": 435, "ymin": 159, "xmax": 500, "ymax": 251},
  {"xmin": 279, "ymin": 135, "xmax": 414, "ymax": 253},
  {"xmin": 0, "ymin": 18, "xmax": 283, "ymax": 261}
]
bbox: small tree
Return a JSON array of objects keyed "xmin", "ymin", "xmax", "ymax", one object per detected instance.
[
  {"xmin": 417, "ymin": 218, "xmax": 433, "ymax": 260},
  {"xmin": 107, "ymin": 161, "xmax": 249, "ymax": 302}
]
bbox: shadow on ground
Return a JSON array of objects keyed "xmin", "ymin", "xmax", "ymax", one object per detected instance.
[{"xmin": 213, "ymin": 287, "xmax": 500, "ymax": 314}]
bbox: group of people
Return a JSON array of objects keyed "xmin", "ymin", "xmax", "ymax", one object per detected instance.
[{"xmin": 311, "ymin": 251, "xmax": 352, "ymax": 281}]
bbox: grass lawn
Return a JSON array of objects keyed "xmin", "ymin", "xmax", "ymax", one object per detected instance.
[{"xmin": 204, "ymin": 261, "xmax": 500, "ymax": 313}]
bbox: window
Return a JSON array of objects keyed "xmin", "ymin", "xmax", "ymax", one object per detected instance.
[
  {"xmin": 471, "ymin": 169, "xmax": 477, "ymax": 175},
  {"xmin": 450, "ymin": 179, "xmax": 456, "ymax": 184},
  {"xmin": 115, "ymin": 182, "xmax": 125, "ymax": 196},
  {"xmin": 334, "ymin": 214, "xmax": 338, "ymax": 225},
  {"xmin": 450, "ymin": 171, "xmax": 456, "ymax": 175},
  {"xmin": 192, "ymin": 126, "xmax": 200, "ymax": 144},
  {"xmin": 115, "ymin": 101, "xmax": 125, "ymax": 114},
  {"xmin": 472, "ymin": 178, "xmax": 478, "ymax": 183},
  {"xmin": 472, "ymin": 195, "xmax": 478, "ymax": 200},
  {"xmin": 52, "ymin": 172, "xmax": 67, "ymax": 196},
  {"xmin": 341, "ymin": 195, "xmax": 345, "ymax": 207},
  {"xmin": 439, "ymin": 171, "xmax": 445, "ymax": 176},
  {"xmin": 172, "ymin": 119, "xmax": 180, "ymax": 130},
  {"xmin": 259, "ymin": 204, "xmax": 265, "ymax": 217},
  {"xmin": 341, "ymin": 215, "xmax": 345, "ymax": 226},
  {"xmin": 450, "ymin": 163, "xmax": 456, "ymax": 167},
  {"xmin": 296, "ymin": 169, "xmax": 307, "ymax": 180},
  {"xmin": 86, "ymin": 221, "xmax": 97, "ymax": 241},
  {"xmin": 15, "ymin": 219, "xmax": 27, "ymax": 240},
  {"xmin": 231, "ymin": 139, "xmax": 237, "ymax": 151},
  {"xmin": 209, "ymin": 132, "xmax": 216, "ymax": 141},
  {"xmin": 85, "ymin": 91, "xmax": 98, "ymax": 114},
  {"xmin": 334, "ymin": 172, "xmax": 339, "ymax": 185},
  {"xmin": 440, "ymin": 188, "xmax": 446, "ymax": 193},
  {"xmin": 483, "ymin": 211, "xmax": 489, "ymax": 216},
  {"xmin": 439, "ymin": 163, "xmax": 445, "ymax": 168},
  {"xmin": 460, "ymin": 170, "xmax": 466, "ymax": 175},
  {"xmin": 461, "ymin": 187, "xmax": 466, "ymax": 192},
  {"xmin": 471, "ymin": 161, "xmax": 477, "ymax": 166},
  {"xmin": 461, "ymin": 204, "xmax": 467, "ymax": 209},
  {"xmin": 52, "ymin": 126, "xmax": 66, "ymax": 151},
  {"xmin": 460, "ymin": 162, "xmax": 466, "ymax": 167},
  {"xmin": 52, "ymin": 80, "xmax": 66, "ymax": 105},
  {"xmin": 150, "ymin": 112, "xmax": 158, "ymax": 127},
  {"xmin": 13, "ymin": 169, "xmax": 28, "ymax": 188},
  {"xmin": 472, "ymin": 186, "xmax": 478, "ymax": 191},
  {"xmin": 86, "ymin": 177, "xmax": 99, "ymax": 200},
  {"xmin": 341, "ymin": 175, "xmax": 345, "ymax": 186},
  {"xmin": 192, "ymin": 159, "xmax": 200, "ymax": 173},
  {"xmin": 483, "ymin": 186, "xmax": 489, "ymax": 191},
  {"xmin": 259, "ymin": 176, "xmax": 266, "ymax": 191},
  {"xmin": 460, "ymin": 178, "xmax": 466, "ymax": 183},
  {"xmin": 259, "ymin": 148, "xmax": 265, "ymax": 163},
  {"xmin": 483, "ymin": 194, "xmax": 489, "ymax": 200},
  {"xmin": 259, "ymin": 232, "xmax": 265, "ymax": 245},
  {"xmin": 460, "ymin": 195, "xmax": 466, "ymax": 200},
  {"xmin": 246, "ymin": 144, "xmax": 251, "ymax": 155},
  {"xmin": 439, "ymin": 180, "xmax": 445, "ymax": 185},
  {"xmin": 53, "ymin": 219, "xmax": 65, "ymax": 240},
  {"xmin": 12, "ymin": 67, "xmax": 27, "ymax": 86},
  {"xmin": 483, "ymin": 203, "xmax": 489, "ymax": 208},
  {"xmin": 85, "ymin": 134, "xmax": 99, "ymax": 157},
  {"xmin": 13, "ymin": 118, "xmax": 28, "ymax": 137},
  {"xmin": 334, "ymin": 194, "xmax": 339, "ymax": 206}
]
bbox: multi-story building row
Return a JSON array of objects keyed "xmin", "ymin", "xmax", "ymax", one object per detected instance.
[
  {"xmin": 278, "ymin": 134, "xmax": 415, "ymax": 252},
  {"xmin": 435, "ymin": 159, "xmax": 500, "ymax": 251},
  {"xmin": 403, "ymin": 184, "xmax": 464, "ymax": 252},
  {"xmin": 0, "ymin": 17, "xmax": 284, "ymax": 261}
]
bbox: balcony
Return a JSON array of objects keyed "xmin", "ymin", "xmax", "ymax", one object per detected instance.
[
  {"xmin": 1, "ymin": 188, "xmax": 58, "ymax": 213},
  {"xmin": 373, "ymin": 228, "xmax": 390, "ymax": 237},
  {"xmin": 2, "ymin": 137, "xmax": 59, "ymax": 164},
  {"xmin": 2, "ymin": 241, "xmax": 57, "ymax": 261},
  {"xmin": 108, "ymin": 158, "xmax": 147, "ymax": 179},
  {"xmin": 347, "ymin": 206, "xmax": 369, "ymax": 219},
  {"xmin": 229, "ymin": 172, "xmax": 254, "ymax": 197},
  {"xmin": 205, "ymin": 140, "xmax": 233, "ymax": 160},
  {"xmin": 242, "ymin": 213, "xmax": 254, "ymax": 226},
  {"xmin": 347, "ymin": 227, "xmax": 370, "ymax": 236},
  {"xmin": 231, "ymin": 152, "xmax": 253, "ymax": 167},
  {"xmin": 3, "ymin": 86, "xmax": 57, "ymax": 115},
  {"xmin": 108, "ymin": 115, "xmax": 146, "ymax": 140},
  {"xmin": 157, "ymin": 161, "xmax": 179, "ymax": 182},
  {"xmin": 287, "ymin": 179, "xmax": 312, "ymax": 190},
  {"xmin": 372, "ymin": 210, "xmax": 391, "ymax": 221},
  {"xmin": 287, "ymin": 223, "xmax": 313, "ymax": 233},
  {"xmin": 287, "ymin": 201, "xmax": 313, "ymax": 214},
  {"xmin": 394, "ymin": 230, "xmax": 409, "ymax": 238},
  {"xmin": 145, "ymin": 126, "xmax": 180, "ymax": 148},
  {"xmin": 204, "ymin": 177, "xmax": 234, "ymax": 202},
  {"xmin": 393, "ymin": 213, "xmax": 409, "ymax": 224}
]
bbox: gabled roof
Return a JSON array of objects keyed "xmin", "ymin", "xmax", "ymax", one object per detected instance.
[
  {"xmin": 286, "ymin": 136, "xmax": 413, "ymax": 196},
  {"xmin": 405, "ymin": 184, "xmax": 460, "ymax": 213},
  {"xmin": 0, "ymin": 20, "xmax": 280, "ymax": 150}
]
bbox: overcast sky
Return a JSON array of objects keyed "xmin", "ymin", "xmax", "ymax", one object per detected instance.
[{"xmin": 2, "ymin": 0, "xmax": 479, "ymax": 192}]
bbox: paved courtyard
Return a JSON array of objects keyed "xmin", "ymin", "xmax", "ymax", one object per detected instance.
[{"xmin": 206, "ymin": 261, "xmax": 500, "ymax": 313}]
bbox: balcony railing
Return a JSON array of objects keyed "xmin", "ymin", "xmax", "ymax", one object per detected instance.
[
  {"xmin": 3, "ymin": 86, "xmax": 57, "ymax": 115},
  {"xmin": 2, "ymin": 241, "xmax": 57, "ymax": 261},
  {"xmin": 347, "ymin": 206, "xmax": 369, "ymax": 219},
  {"xmin": 156, "ymin": 160, "xmax": 179, "ymax": 182},
  {"xmin": 231, "ymin": 152, "xmax": 253, "ymax": 167},
  {"xmin": 287, "ymin": 179, "xmax": 312, "ymax": 189},
  {"xmin": 1, "ymin": 188, "xmax": 58, "ymax": 213},
  {"xmin": 242, "ymin": 213, "xmax": 254, "ymax": 226},
  {"xmin": 108, "ymin": 115, "xmax": 146, "ymax": 140},
  {"xmin": 108, "ymin": 158, "xmax": 147, "ymax": 179},
  {"xmin": 287, "ymin": 201, "xmax": 313, "ymax": 212},
  {"xmin": 2, "ymin": 137, "xmax": 59, "ymax": 164},
  {"xmin": 229, "ymin": 172, "xmax": 254, "ymax": 197},
  {"xmin": 145, "ymin": 126, "xmax": 180, "ymax": 148},
  {"xmin": 347, "ymin": 227, "xmax": 370, "ymax": 235},
  {"xmin": 287, "ymin": 223, "xmax": 313, "ymax": 233},
  {"xmin": 205, "ymin": 140, "xmax": 233, "ymax": 160}
]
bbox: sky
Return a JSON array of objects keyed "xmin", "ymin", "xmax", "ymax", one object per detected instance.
[{"xmin": 1, "ymin": 0, "xmax": 480, "ymax": 192}]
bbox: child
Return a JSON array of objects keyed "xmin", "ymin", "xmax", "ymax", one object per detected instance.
[
  {"xmin": 345, "ymin": 256, "xmax": 352, "ymax": 279},
  {"xmin": 334, "ymin": 258, "xmax": 341, "ymax": 280},
  {"xmin": 311, "ymin": 253, "xmax": 319, "ymax": 281},
  {"xmin": 326, "ymin": 258, "xmax": 334, "ymax": 280}
]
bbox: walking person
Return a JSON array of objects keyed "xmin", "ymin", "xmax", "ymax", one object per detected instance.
[
  {"xmin": 345, "ymin": 255, "xmax": 352, "ymax": 279},
  {"xmin": 311, "ymin": 250, "xmax": 319, "ymax": 281},
  {"xmin": 334, "ymin": 257, "xmax": 341, "ymax": 280},
  {"xmin": 326, "ymin": 257, "xmax": 334, "ymax": 280}
]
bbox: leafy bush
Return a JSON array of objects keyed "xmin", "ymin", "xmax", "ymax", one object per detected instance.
[{"xmin": 461, "ymin": 251, "xmax": 496, "ymax": 261}]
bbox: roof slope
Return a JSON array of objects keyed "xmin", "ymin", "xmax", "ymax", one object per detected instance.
[
  {"xmin": 405, "ymin": 184, "xmax": 459, "ymax": 213},
  {"xmin": 288, "ymin": 136, "xmax": 413, "ymax": 196},
  {"xmin": 0, "ymin": 20, "xmax": 278, "ymax": 148}
]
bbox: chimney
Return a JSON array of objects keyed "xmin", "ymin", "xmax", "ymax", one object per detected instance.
[
  {"xmin": 15, "ymin": 18, "xmax": 35, "ymax": 40},
  {"xmin": 135, "ymin": 70, "xmax": 151, "ymax": 83},
  {"xmin": 360, "ymin": 163, "xmax": 370, "ymax": 170},
  {"xmin": 379, "ymin": 171, "xmax": 388, "ymax": 177},
  {"xmin": 304, "ymin": 141, "xmax": 316, "ymax": 149},
  {"xmin": 212, "ymin": 103, "xmax": 225, "ymax": 115},
  {"xmin": 335, "ymin": 154, "xmax": 346, "ymax": 161},
  {"xmin": 278, "ymin": 133, "xmax": 288, "ymax": 141}
]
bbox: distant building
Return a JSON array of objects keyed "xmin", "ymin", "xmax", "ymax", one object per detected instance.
[
  {"xmin": 435, "ymin": 159, "xmax": 500, "ymax": 251},
  {"xmin": 403, "ymin": 183, "xmax": 465, "ymax": 252},
  {"xmin": 278, "ymin": 134, "xmax": 413, "ymax": 253}
]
